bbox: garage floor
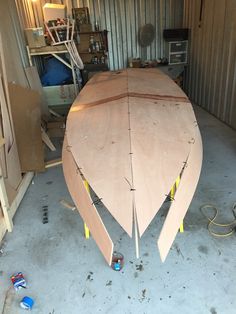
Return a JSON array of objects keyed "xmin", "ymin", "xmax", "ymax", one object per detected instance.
[{"xmin": 1, "ymin": 105, "xmax": 236, "ymax": 314}]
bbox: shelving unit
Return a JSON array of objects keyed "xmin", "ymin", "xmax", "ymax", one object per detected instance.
[
  {"xmin": 166, "ymin": 40, "xmax": 188, "ymax": 65},
  {"xmin": 77, "ymin": 30, "xmax": 109, "ymax": 84},
  {"xmin": 78, "ymin": 30, "xmax": 108, "ymax": 66}
]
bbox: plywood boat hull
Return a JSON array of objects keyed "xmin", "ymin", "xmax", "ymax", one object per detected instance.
[{"xmin": 62, "ymin": 69, "xmax": 203, "ymax": 264}]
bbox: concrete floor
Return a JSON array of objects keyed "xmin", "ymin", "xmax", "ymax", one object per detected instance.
[{"xmin": 1, "ymin": 105, "xmax": 236, "ymax": 314}]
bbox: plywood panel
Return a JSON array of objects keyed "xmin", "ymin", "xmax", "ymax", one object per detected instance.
[
  {"xmin": 0, "ymin": 207, "xmax": 7, "ymax": 242},
  {"xmin": 158, "ymin": 127, "xmax": 203, "ymax": 261},
  {"xmin": 9, "ymin": 83, "xmax": 45, "ymax": 173},
  {"xmin": 0, "ymin": 76, "xmax": 13, "ymax": 151},
  {"xmin": 130, "ymin": 97, "xmax": 196, "ymax": 236},
  {"xmin": 0, "ymin": 79, "xmax": 22, "ymax": 201},
  {"xmin": 62, "ymin": 136, "xmax": 113, "ymax": 265},
  {"xmin": 67, "ymin": 97, "xmax": 133, "ymax": 236},
  {"xmin": 127, "ymin": 68, "xmax": 188, "ymax": 100},
  {"xmin": 0, "ymin": 4, "xmax": 28, "ymax": 87},
  {"xmin": 73, "ymin": 70, "xmax": 128, "ymax": 109}
]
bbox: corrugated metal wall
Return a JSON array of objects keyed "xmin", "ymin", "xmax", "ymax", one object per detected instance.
[
  {"xmin": 16, "ymin": 0, "xmax": 184, "ymax": 70},
  {"xmin": 183, "ymin": 0, "xmax": 236, "ymax": 129},
  {"xmin": 73, "ymin": 0, "xmax": 184, "ymax": 70}
]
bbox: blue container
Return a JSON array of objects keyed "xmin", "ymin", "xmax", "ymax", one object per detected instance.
[{"xmin": 20, "ymin": 296, "xmax": 34, "ymax": 310}]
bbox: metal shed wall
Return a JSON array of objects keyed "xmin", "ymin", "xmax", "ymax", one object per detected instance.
[
  {"xmin": 74, "ymin": 0, "xmax": 184, "ymax": 70},
  {"xmin": 183, "ymin": 0, "xmax": 236, "ymax": 129}
]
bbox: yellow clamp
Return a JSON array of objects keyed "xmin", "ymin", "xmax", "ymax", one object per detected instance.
[
  {"xmin": 171, "ymin": 176, "xmax": 184, "ymax": 233},
  {"xmin": 83, "ymin": 180, "xmax": 90, "ymax": 239}
]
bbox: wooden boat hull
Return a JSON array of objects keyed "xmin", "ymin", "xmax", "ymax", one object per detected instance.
[{"xmin": 62, "ymin": 69, "xmax": 203, "ymax": 264}]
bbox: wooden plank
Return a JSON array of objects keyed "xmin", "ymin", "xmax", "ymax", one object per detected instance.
[
  {"xmin": 74, "ymin": 70, "xmax": 128, "ymax": 108},
  {"xmin": 67, "ymin": 97, "xmax": 133, "ymax": 236},
  {"xmin": 0, "ymin": 76, "xmax": 13, "ymax": 151},
  {"xmin": 0, "ymin": 209, "xmax": 7, "ymax": 243},
  {"xmin": 130, "ymin": 97, "xmax": 196, "ymax": 236},
  {"xmin": 0, "ymin": 171, "xmax": 33, "ymax": 242},
  {"xmin": 49, "ymin": 108, "xmax": 62, "ymax": 118},
  {"xmin": 45, "ymin": 158, "xmax": 62, "ymax": 168},
  {"xmin": 62, "ymin": 136, "xmax": 114, "ymax": 265},
  {"xmin": 60, "ymin": 199, "xmax": 76, "ymax": 211},
  {"xmin": 41, "ymin": 128, "xmax": 56, "ymax": 152},
  {"xmin": 9, "ymin": 172, "xmax": 34, "ymax": 220},
  {"xmin": 127, "ymin": 68, "xmax": 188, "ymax": 100},
  {"xmin": 25, "ymin": 66, "xmax": 49, "ymax": 118},
  {"xmin": 158, "ymin": 127, "xmax": 203, "ymax": 261},
  {"xmin": 9, "ymin": 83, "xmax": 45, "ymax": 172},
  {"xmin": 0, "ymin": 173, "xmax": 12, "ymax": 231},
  {"xmin": 0, "ymin": 79, "xmax": 22, "ymax": 200},
  {"xmin": 47, "ymin": 121, "xmax": 65, "ymax": 138},
  {"xmin": 0, "ymin": 119, "xmax": 7, "ymax": 179}
]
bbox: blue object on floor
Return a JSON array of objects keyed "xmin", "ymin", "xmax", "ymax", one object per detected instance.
[
  {"xmin": 41, "ymin": 57, "xmax": 72, "ymax": 86},
  {"xmin": 20, "ymin": 296, "xmax": 34, "ymax": 310}
]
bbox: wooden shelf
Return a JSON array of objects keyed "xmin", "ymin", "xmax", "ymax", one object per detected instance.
[
  {"xmin": 29, "ymin": 45, "xmax": 67, "ymax": 55},
  {"xmin": 79, "ymin": 31, "xmax": 106, "ymax": 35},
  {"xmin": 79, "ymin": 51, "xmax": 105, "ymax": 54},
  {"xmin": 48, "ymin": 25, "xmax": 72, "ymax": 30}
]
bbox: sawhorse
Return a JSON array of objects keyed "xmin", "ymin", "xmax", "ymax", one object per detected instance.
[
  {"xmin": 170, "ymin": 176, "xmax": 184, "ymax": 233},
  {"xmin": 83, "ymin": 176, "xmax": 184, "ymax": 240},
  {"xmin": 83, "ymin": 180, "xmax": 90, "ymax": 239}
]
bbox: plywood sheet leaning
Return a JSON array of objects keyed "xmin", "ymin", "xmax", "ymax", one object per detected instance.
[
  {"xmin": 63, "ymin": 68, "xmax": 203, "ymax": 264},
  {"xmin": 0, "ymin": 32, "xmax": 22, "ymax": 204},
  {"xmin": 25, "ymin": 66, "xmax": 49, "ymax": 118},
  {"xmin": 0, "ymin": 74, "xmax": 22, "ymax": 205},
  {"xmin": 62, "ymin": 136, "xmax": 114, "ymax": 265},
  {"xmin": 9, "ymin": 83, "xmax": 45, "ymax": 173}
]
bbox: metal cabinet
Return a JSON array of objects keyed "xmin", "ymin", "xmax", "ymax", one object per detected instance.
[{"xmin": 167, "ymin": 40, "xmax": 188, "ymax": 65}]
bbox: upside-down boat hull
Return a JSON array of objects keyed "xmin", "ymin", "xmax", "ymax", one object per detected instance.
[{"xmin": 62, "ymin": 69, "xmax": 203, "ymax": 265}]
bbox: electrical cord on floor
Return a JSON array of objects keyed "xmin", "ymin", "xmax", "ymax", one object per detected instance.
[{"xmin": 200, "ymin": 203, "xmax": 236, "ymax": 237}]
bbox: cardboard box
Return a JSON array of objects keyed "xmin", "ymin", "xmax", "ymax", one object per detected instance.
[
  {"xmin": 25, "ymin": 28, "xmax": 46, "ymax": 48},
  {"xmin": 43, "ymin": 3, "xmax": 65, "ymax": 22},
  {"xmin": 43, "ymin": 84, "xmax": 76, "ymax": 106}
]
